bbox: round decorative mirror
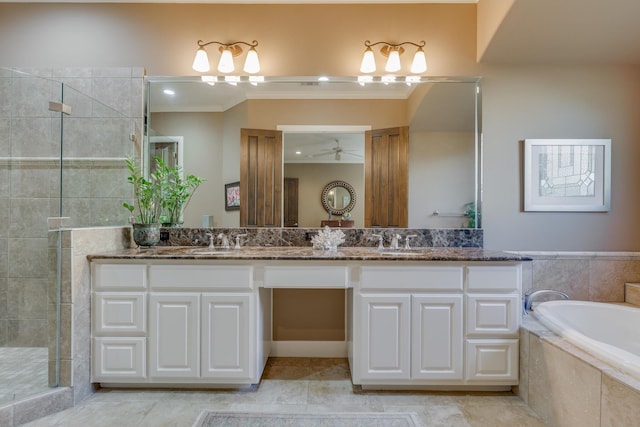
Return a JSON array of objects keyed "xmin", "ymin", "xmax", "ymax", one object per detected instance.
[{"xmin": 321, "ymin": 180, "xmax": 356, "ymax": 216}]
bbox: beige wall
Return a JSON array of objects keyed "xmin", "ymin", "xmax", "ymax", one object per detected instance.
[
  {"xmin": 150, "ymin": 112, "xmax": 225, "ymax": 228},
  {"xmin": 2, "ymin": 3, "xmax": 640, "ymax": 251},
  {"xmin": 284, "ymin": 163, "xmax": 364, "ymax": 227},
  {"xmin": 409, "ymin": 131, "xmax": 476, "ymax": 228},
  {"xmin": 0, "ymin": 3, "xmax": 477, "ymax": 77},
  {"xmin": 481, "ymin": 65, "xmax": 640, "ymax": 250}
]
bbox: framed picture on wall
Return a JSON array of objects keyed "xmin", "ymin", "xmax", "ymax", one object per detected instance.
[
  {"xmin": 523, "ymin": 139, "xmax": 611, "ymax": 212},
  {"xmin": 225, "ymin": 182, "xmax": 240, "ymax": 211}
]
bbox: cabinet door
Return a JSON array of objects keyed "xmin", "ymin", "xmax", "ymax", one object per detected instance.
[
  {"xmin": 465, "ymin": 339, "xmax": 518, "ymax": 382},
  {"xmin": 94, "ymin": 292, "xmax": 146, "ymax": 335},
  {"xmin": 149, "ymin": 293, "xmax": 199, "ymax": 378},
  {"xmin": 92, "ymin": 337, "xmax": 146, "ymax": 382},
  {"xmin": 359, "ymin": 294, "xmax": 411, "ymax": 380},
  {"xmin": 201, "ymin": 293, "xmax": 252, "ymax": 379},
  {"xmin": 411, "ymin": 294, "xmax": 463, "ymax": 380},
  {"xmin": 466, "ymin": 294, "xmax": 519, "ymax": 337}
]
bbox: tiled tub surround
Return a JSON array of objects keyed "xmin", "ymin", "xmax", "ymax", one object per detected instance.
[
  {"xmin": 157, "ymin": 227, "xmax": 484, "ymax": 249},
  {"xmin": 515, "ymin": 251, "xmax": 640, "ymax": 302},
  {"xmin": 519, "ymin": 315, "xmax": 640, "ymax": 427},
  {"xmin": 514, "ymin": 251, "xmax": 640, "ymax": 427}
]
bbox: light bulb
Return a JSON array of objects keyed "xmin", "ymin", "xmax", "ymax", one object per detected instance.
[
  {"xmin": 385, "ymin": 48, "xmax": 401, "ymax": 72},
  {"xmin": 410, "ymin": 47, "xmax": 427, "ymax": 74},
  {"xmin": 243, "ymin": 47, "xmax": 260, "ymax": 74},
  {"xmin": 217, "ymin": 48, "xmax": 235, "ymax": 73},
  {"xmin": 192, "ymin": 47, "xmax": 210, "ymax": 72},
  {"xmin": 360, "ymin": 47, "xmax": 376, "ymax": 73}
]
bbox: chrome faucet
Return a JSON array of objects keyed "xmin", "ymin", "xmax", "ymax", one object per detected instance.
[
  {"xmin": 370, "ymin": 233, "xmax": 384, "ymax": 250},
  {"xmin": 234, "ymin": 234, "xmax": 248, "ymax": 250},
  {"xmin": 405, "ymin": 234, "xmax": 418, "ymax": 249},
  {"xmin": 217, "ymin": 233, "xmax": 230, "ymax": 249},
  {"xmin": 523, "ymin": 289, "xmax": 569, "ymax": 313},
  {"xmin": 390, "ymin": 234, "xmax": 402, "ymax": 250},
  {"xmin": 206, "ymin": 232, "xmax": 215, "ymax": 249}
]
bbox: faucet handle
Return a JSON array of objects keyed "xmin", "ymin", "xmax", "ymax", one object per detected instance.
[
  {"xmin": 370, "ymin": 233, "xmax": 384, "ymax": 250},
  {"xmin": 405, "ymin": 234, "xmax": 418, "ymax": 249},
  {"xmin": 234, "ymin": 234, "xmax": 248, "ymax": 249}
]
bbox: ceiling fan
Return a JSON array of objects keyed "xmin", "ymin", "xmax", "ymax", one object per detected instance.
[{"xmin": 311, "ymin": 139, "xmax": 363, "ymax": 161}]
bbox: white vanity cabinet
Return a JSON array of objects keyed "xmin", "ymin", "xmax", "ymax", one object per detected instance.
[
  {"xmin": 90, "ymin": 254, "xmax": 523, "ymax": 391},
  {"xmin": 91, "ymin": 261, "xmax": 267, "ymax": 386},
  {"xmin": 92, "ymin": 263, "xmax": 147, "ymax": 382},
  {"xmin": 464, "ymin": 265, "xmax": 521, "ymax": 383},
  {"xmin": 353, "ymin": 265, "xmax": 465, "ymax": 384},
  {"xmin": 351, "ymin": 262, "xmax": 521, "ymax": 388}
]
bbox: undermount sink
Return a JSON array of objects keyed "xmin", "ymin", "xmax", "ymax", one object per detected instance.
[
  {"xmin": 379, "ymin": 249, "xmax": 423, "ymax": 256},
  {"xmin": 186, "ymin": 248, "xmax": 231, "ymax": 255}
]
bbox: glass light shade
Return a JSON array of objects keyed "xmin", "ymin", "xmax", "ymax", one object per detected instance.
[
  {"xmin": 217, "ymin": 48, "xmax": 235, "ymax": 73},
  {"xmin": 192, "ymin": 47, "xmax": 210, "ymax": 72},
  {"xmin": 360, "ymin": 47, "xmax": 376, "ymax": 73},
  {"xmin": 410, "ymin": 47, "xmax": 427, "ymax": 73},
  {"xmin": 243, "ymin": 48, "xmax": 261, "ymax": 74},
  {"xmin": 385, "ymin": 49, "xmax": 401, "ymax": 72}
]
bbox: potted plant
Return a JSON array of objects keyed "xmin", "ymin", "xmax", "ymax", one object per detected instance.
[
  {"xmin": 154, "ymin": 157, "xmax": 205, "ymax": 227},
  {"xmin": 123, "ymin": 157, "xmax": 162, "ymax": 246}
]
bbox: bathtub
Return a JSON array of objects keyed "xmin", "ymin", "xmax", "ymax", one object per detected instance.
[{"xmin": 534, "ymin": 300, "xmax": 640, "ymax": 380}]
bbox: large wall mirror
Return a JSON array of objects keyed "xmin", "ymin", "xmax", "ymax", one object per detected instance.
[{"xmin": 146, "ymin": 76, "xmax": 481, "ymax": 229}]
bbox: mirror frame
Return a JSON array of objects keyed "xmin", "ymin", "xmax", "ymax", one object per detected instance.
[{"xmin": 321, "ymin": 180, "xmax": 356, "ymax": 216}]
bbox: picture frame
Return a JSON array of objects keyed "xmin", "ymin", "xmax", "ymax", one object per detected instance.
[
  {"xmin": 224, "ymin": 181, "xmax": 240, "ymax": 211},
  {"xmin": 523, "ymin": 139, "xmax": 611, "ymax": 212}
]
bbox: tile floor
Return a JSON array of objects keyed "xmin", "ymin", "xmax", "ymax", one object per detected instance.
[
  {"xmin": 21, "ymin": 358, "xmax": 548, "ymax": 427},
  {"xmin": 0, "ymin": 347, "xmax": 48, "ymax": 405}
]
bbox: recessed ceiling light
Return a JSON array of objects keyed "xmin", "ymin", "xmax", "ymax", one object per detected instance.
[
  {"xmin": 163, "ymin": 89, "xmax": 175, "ymax": 95},
  {"xmin": 295, "ymin": 151, "xmax": 302, "ymax": 155},
  {"xmin": 318, "ymin": 76, "xmax": 329, "ymax": 82}
]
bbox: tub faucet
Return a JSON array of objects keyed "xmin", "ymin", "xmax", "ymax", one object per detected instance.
[{"xmin": 523, "ymin": 289, "xmax": 570, "ymax": 314}]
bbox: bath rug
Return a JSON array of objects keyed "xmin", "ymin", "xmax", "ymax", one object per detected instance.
[{"xmin": 193, "ymin": 410, "xmax": 422, "ymax": 427}]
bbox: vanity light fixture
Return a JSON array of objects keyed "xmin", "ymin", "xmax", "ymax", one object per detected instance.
[
  {"xmin": 359, "ymin": 40, "xmax": 427, "ymax": 74},
  {"xmin": 192, "ymin": 39, "xmax": 260, "ymax": 74}
]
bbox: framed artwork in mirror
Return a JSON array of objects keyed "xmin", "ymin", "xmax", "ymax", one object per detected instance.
[
  {"xmin": 524, "ymin": 139, "xmax": 611, "ymax": 212},
  {"xmin": 225, "ymin": 181, "xmax": 240, "ymax": 211}
]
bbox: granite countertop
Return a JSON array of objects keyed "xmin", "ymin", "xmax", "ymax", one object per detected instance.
[{"xmin": 88, "ymin": 246, "xmax": 530, "ymax": 262}]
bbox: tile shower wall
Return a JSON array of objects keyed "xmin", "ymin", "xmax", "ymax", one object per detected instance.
[{"xmin": 0, "ymin": 67, "xmax": 143, "ymax": 351}]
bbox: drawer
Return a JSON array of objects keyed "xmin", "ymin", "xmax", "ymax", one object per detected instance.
[
  {"xmin": 149, "ymin": 264, "xmax": 253, "ymax": 289},
  {"xmin": 92, "ymin": 337, "xmax": 146, "ymax": 382},
  {"xmin": 263, "ymin": 265, "xmax": 349, "ymax": 288},
  {"xmin": 360, "ymin": 266, "xmax": 463, "ymax": 291},
  {"xmin": 465, "ymin": 339, "xmax": 518, "ymax": 382},
  {"xmin": 466, "ymin": 294, "xmax": 519, "ymax": 336},
  {"xmin": 94, "ymin": 292, "xmax": 146, "ymax": 335},
  {"xmin": 93, "ymin": 264, "xmax": 146, "ymax": 290},
  {"xmin": 467, "ymin": 265, "xmax": 521, "ymax": 292}
]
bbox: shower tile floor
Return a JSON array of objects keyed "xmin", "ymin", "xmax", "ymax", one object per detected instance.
[
  {"xmin": 0, "ymin": 347, "xmax": 49, "ymax": 405},
  {"xmin": 21, "ymin": 358, "xmax": 549, "ymax": 427}
]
